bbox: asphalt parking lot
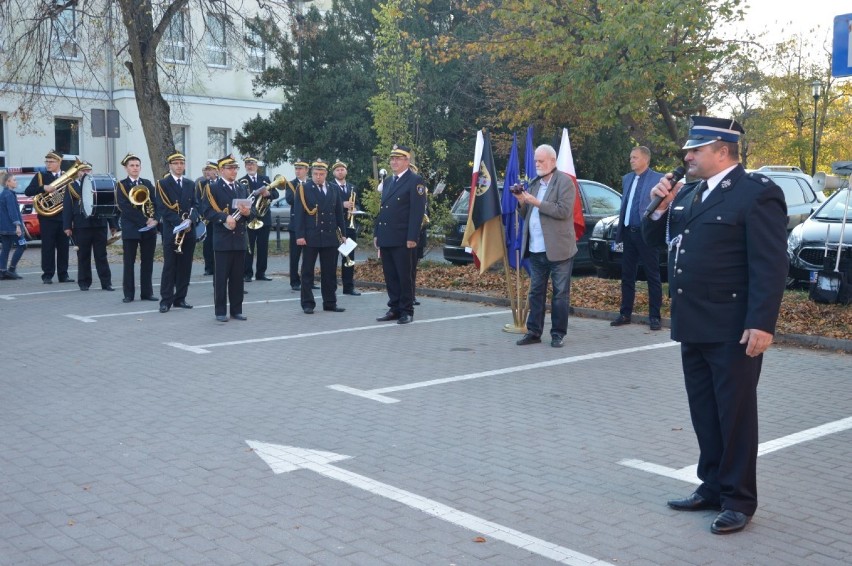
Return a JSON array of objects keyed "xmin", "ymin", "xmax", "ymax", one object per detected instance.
[{"xmin": 1, "ymin": 255, "xmax": 850, "ymax": 565}]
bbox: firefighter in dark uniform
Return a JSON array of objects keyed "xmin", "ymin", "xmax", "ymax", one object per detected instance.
[
  {"xmin": 241, "ymin": 156, "xmax": 277, "ymax": 282},
  {"xmin": 24, "ymin": 149, "xmax": 73, "ymax": 283},
  {"xmin": 291, "ymin": 159, "xmax": 346, "ymax": 314},
  {"xmin": 115, "ymin": 153, "xmax": 159, "ymax": 303},
  {"xmin": 642, "ymin": 116, "xmax": 788, "ymax": 535},
  {"xmin": 331, "ymin": 160, "xmax": 361, "ymax": 296},
  {"xmin": 62, "ymin": 161, "xmax": 116, "ymax": 291},
  {"xmin": 196, "ymin": 160, "xmax": 219, "ymax": 276},
  {"xmin": 285, "ymin": 159, "xmax": 310, "ymax": 290},
  {"xmin": 155, "ymin": 151, "xmax": 198, "ymax": 313},
  {"xmin": 203, "ymin": 154, "xmax": 253, "ymax": 322},
  {"xmin": 374, "ymin": 144, "xmax": 427, "ymax": 325}
]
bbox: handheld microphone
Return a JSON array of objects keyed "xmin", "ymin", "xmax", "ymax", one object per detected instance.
[{"xmin": 643, "ymin": 166, "xmax": 686, "ymax": 218}]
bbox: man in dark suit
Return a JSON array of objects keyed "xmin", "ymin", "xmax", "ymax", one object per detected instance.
[
  {"xmin": 203, "ymin": 154, "xmax": 253, "ymax": 322},
  {"xmin": 155, "ymin": 151, "xmax": 198, "ymax": 313},
  {"xmin": 24, "ymin": 150, "xmax": 73, "ymax": 284},
  {"xmin": 513, "ymin": 144, "xmax": 577, "ymax": 348},
  {"xmin": 611, "ymin": 146, "xmax": 665, "ymax": 330},
  {"xmin": 195, "ymin": 161, "xmax": 219, "ymax": 276},
  {"xmin": 62, "ymin": 162, "xmax": 116, "ymax": 291},
  {"xmin": 292, "ymin": 159, "xmax": 346, "ymax": 314},
  {"xmin": 241, "ymin": 156, "xmax": 276, "ymax": 282},
  {"xmin": 643, "ymin": 116, "xmax": 788, "ymax": 535},
  {"xmin": 374, "ymin": 145, "xmax": 427, "ymax": 325},
  {"xmin": 285, "ymin": 159, "xmax": 310, "ymax": 290},
  {"xmin": 115, "ymin": 153, "xmax": 159, "ymax": 303},
  {"xmin": 331, "ymin": 160, "xmax": 361, "ymax": 296}
]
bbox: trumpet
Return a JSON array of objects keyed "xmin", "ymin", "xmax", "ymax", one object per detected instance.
[
  {"xmin": 129, "ymin": 184, "xmax": 155, "ymax": 219},
  {"xmin": 248, "ymin": 175, "xmax": 287, "ymax": 230},
  {"xmin": 346, "ymin": 187, "xmax": 357, "ymax": 229},
  {"xmin": 174, "ymin": 209, "xmax": 194, "ymax": 254},
  {"xmin": 33, "ymin": 159, "xmax": 85, "ymax": 216}
]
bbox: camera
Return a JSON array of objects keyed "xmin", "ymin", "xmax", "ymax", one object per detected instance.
[{"xmin": 509, "ymin": 183, "xmax": 525, "ymax": 194}]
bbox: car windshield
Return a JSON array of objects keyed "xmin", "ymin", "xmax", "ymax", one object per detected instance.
[
  {"xmin": 13, "ymin": 174, "xmax": 35, "ymax": 193},
  {"xmin": 813, "ymin": 188, "xmax": 851, "ymax": 221},
  {"xmin": 451, "ymin": 191, "xmax": 470, "ymax": 214}
]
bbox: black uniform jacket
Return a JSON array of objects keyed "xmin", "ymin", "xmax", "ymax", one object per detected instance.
[
  {"xmin": 375, "ymin": 170, "xmax": 427, "ymax": 247},
  {"xmin": 239, "ymin": 173, "xmax": 278, "ymax": 224},
  {"xmin": 62, "ymin": 177, "xmax": 115, "ymax": 231},
  {"xmin": 284, "ymin": 177, "xmax": 307, "ymax": 232},
  {"xmin": 642, "ymin": 164, "xmax": 788, "ymax": 343},
  {"xmin": 291, "ymin": 180, "xmax": 345, "ymax": 248},
  {"xmin": 155, "ymin": 176, "xmax": 199, "ymax": 244},
  {"xmin": 203, "ymin": 177, "xmax": 253, "ymax": 251},
  {"xmin": 116, "ymin": 177, "xmax": 156, "ymax": 240}
]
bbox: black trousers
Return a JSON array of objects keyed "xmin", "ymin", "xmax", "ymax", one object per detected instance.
[
  {"xmin": 681, "ymin": 341, "xmax": 762, "ymax": 516},
  {"xmin": 214, "ymin": 249, "xmax": 245, "ymax": 317},
  {"xmin": 380, "ymin": 245, "xmax": 417, "ymax": 316},
  {"xmin": 288, "ymin": 230, "xmax": 301, "ymax": 287},
  {"xmin": 300, "ymin": 245, "xmax": 338, "ymax": 309},
  {"xmin": 619, "ymin": 227, "xmax": 662, "ymax": 319},
  {"xmin": 122, "ymin": 233, "xmax": 157, "ymax": 300},
  {"xmin": 74, "ymin": 226, "xmax": 111, "ymax": 288},
  {"xmin": 160, "ymin": 235, "xmax": 196, "ymax": 307},
  {"xmin": 203, "ymin": 227, "xmax": 214, "ymax": 273},
  {"xmin": 339, "ymin": 226, "xmax": 356, "ymax": 292},
  {"xmin": 245, "ymin": 223, "xmax": 271, "ymax": 278},
  {"xmin": 38, "ymin": 216, "xmax": 70, "ymax": 281}
]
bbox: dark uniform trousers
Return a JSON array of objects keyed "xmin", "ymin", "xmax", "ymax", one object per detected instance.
[
  {"xmin": 340, "ymin": 224, "xmax": 357, "ymax": 292},
  {"xmin": 215, "ymin": 247, "xmax": 245, "ymax": 316},
  {"xmin": 204, "ymin": 178, "xmax": 250, "ymax": 317},
  {"xmin": 122, "ymin": 234, "xmax": 157, "ymax": 299},
  {"xmin": 292, "ymin": 180, "xmax": 345, "ymax": 310},
  {"xmin": 242, "ymin": 174, "xmax": 275, "ymax": 279},
  {"xmin": 375, "ymin": 171, "xmax": 427, "ymax": 317},
  {"xmin": 160, "ymin": 234, "xmax": 195, "ymax": 306},
  {"xmin": 63, "ymin": 182, "xmax": 112, "ymax": 289},
  {"xmin": 203, "ymin": 227, "xmax": 215, "ymax": 273},
  {"xmin": 285, "ymin": 178, "xmax": 305, "ymax": 288},
  {"xmin": 24, "ymin": 171, "xmax": 70, "ymax": 281},
  {"xmin": 642, "ymin": 165, "xmax": 788, "ymax": 516}
]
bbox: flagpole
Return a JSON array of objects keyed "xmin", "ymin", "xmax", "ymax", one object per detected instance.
[{"xmin": 502, "ymin": 208, "xmax": 526, "ymax": 333}]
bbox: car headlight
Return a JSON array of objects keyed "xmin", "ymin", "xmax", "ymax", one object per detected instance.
[
  {"xmin": 592, "ymin": 219, "xmax": 606, "ymax": 238},
  {"xmin": 787, "ymin": 224, "xmax": 803, "ymax": 255}
]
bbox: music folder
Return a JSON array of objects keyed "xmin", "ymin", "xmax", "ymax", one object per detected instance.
[{"xmin": 338, "ymin": 238, "xmax": 357, "ymax": 256}]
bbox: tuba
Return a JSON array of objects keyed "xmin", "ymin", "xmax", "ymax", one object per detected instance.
[
  {"xmin": 32, "ymin": 159, "xmax": 84, "ymax": 216},
  {"xmin": 248, "ymin": 174, "xmax": 287, "ymax": 230},
  {"xmin": 129, "ymin": 184, "xmax": 155, "ymax": 219}
]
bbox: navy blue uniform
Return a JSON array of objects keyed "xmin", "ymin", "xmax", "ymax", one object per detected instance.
[
  {"xmin": 156, "ymin": 175, "xmax": 199, "ymax": 309},
  {"xmin": 25, "ymin": 171, "xmax": 71, "ymax": 282},
  {"xmin": 240, "ymin": 173, "xmax": 278, "ymax": 280},
  {"xmin": 285, "ymin": 177, "xmax": 307, "ymax": 289},
  {"xmin": 333, "ymin": 180, "xmax": 358, "ymax": 292},
  {"xmin": 62, "ymin": 176, "xmax": 115, "ymax": 290},
  {"xmin": 116, "ymin": 177, "xmax": 158, "ymax": 300}
]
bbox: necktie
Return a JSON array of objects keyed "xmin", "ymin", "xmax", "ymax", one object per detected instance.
[
  {"xmin": 229, "ymin": 183, "xmax": 235, "ymax": 192},
  {"xmin": 252, "ymin": 176, "xmax": 256, "ymax": 184},
  {"xmin": 624, "ymin": 175, "xmax": 640, "ymax": 227},
  {"xmin": 321, "ymin": 185, "xmax": 326, "ymax": 195},
  {"xmin": 693, "ymin": 180, "xmax": 708, "ymax": 204},
  {"xmin": 393, "ymin": 175, "xmax": 399, "ymax": 183}
]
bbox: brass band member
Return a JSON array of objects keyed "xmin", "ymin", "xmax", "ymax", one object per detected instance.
[
  {"xmin": 196, "ymin": 160, "xmax": 219, "ymax": 276},
  {"xmin": 62, "ymin": 162, "xmax": 117, "ymax": 291},
  {"xmin": 292, "ymin": 159, "xmax": 346, "ymax": 314},
  {"xmin": 155, "ymin": 151, "xmax": 198, "ymax": 313},
  {"xmin": 116, "ymin": 153, "xmax": 159, "ymax": 303},
  {"xmin": 24, "ymin": 149, "xmax": 73, "ymax": 284},
  {"xmin": 203, "ymin": 154, "xmax": 253, "ymax": 322},
  {"xmin": 241, "ymin": 156, "xmax": 277, "ymax": 282},
  {"xmin": 285, "ymin": 158, "xmax": 310, "ymax": 290},
  {"xmin": 331, "ymin": 160, "xmax": 361, "ymax": 296}
]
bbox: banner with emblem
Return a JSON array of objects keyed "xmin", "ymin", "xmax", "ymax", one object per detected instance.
[{"xmin": 462, "ymin": 129, "xmax": 504, "ymax": 274}]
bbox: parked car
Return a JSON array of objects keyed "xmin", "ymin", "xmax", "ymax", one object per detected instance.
[
  {"xmin": 267, "ymin": 195, "xmax": 291, "ymax": 231},
  {"xmin": 787, "ymin": 187, "xmax": 852, "ymax": 286},
  {"xmin": 442, "ymin": 179, "xmax": 622, "ymax": 269},
  {"xmin": 589, "ymin": 169, "xmax": 825, "ymax": 279}
]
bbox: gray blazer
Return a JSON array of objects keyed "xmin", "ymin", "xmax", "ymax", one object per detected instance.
[{"xmin": 520, "ymin": 170, "xmax": 577, "ymax": 262}]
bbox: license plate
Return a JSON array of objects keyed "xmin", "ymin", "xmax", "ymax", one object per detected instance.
[
  {"xmin": 610, "ymin": 241, "xmax": 623, "ymax": 253},
  {"xmin": 809, "ymin": 271, "xmax": 818, "ymax": 283}
]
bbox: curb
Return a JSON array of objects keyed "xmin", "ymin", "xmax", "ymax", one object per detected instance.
[{"xmin": 356, "ymin": 280, "xmax": 852, "ymax": 354}]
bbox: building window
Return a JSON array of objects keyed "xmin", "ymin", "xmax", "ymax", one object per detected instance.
[
  {"xmin": 163, "ymin": 11, "xmax": 187, "ymax": 63},
  {"xmin": 205, "ymin": 14, "xmax": 228, "ymax": 67},
  {"xmin": 208, "ymin": 128, "xmax": 229, "ymax": 160},
  {"xmin": 172, "ymin": 125, "xmax": 187, "ymax": 154},
  {"xmin": 55, "ymin": 118, "xmax": 80, "ymax": 156},
  {"xmin": 246, "ymin": 25, "xmax": 266, "ymax": 72},
  {"xmin": 52, "ymin": 6, "xmax": 79, "ymax": 59}
]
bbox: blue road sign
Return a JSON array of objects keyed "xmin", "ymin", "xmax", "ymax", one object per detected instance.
[{"xmin": 833, "ymin": 14, "xmax": 852, "ymax": 77}]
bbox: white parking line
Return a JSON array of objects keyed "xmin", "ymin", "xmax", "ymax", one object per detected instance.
[
  {"xmin": 0, "ymin": 288, "xmax": 80, "ymax": 300},
  {"xmin": 165, "ymin": 310, "xmax": 510, "ymax": 353},
  {"xmin": 619, "ymin": 415, "xmax": 852, "ymax": 484},
  {"xmin": 66, "ymin": 295, "xmax": 299, "ymax": 323},
  {"xmin": 328, "ymin": 341, "xmax": 680, "ymax": 403}
]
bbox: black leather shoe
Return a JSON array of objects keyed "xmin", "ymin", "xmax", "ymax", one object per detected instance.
[
  {"xmin": 291, "ymin": 284, "xmax": 301, "ymax": 291},
  {"xmin": 102, "ymin": 285, "xmax": 115, "ymax": 291},
  {"xmin": 256, "ymin": 275, "xmax": 272, "ymax": 281},
  {"xmin": 324, "ymin": 306, "xmax": 345, "ymax": 312},
  {"xmin": 203, "ymin": 270, "xmax": 214, "ymax": 276},
  {"xmin": 649, "ymin": 318, "xmax": 662, "ymax": 331},
  {"xmin": 174, "ymin": 302, "xmax": 193, "ymax": 309},
  {"xmin": 59, "ymin": 278, "xmax": 75, "ymax": 283},
  {"xmin": 6, "ymin": 270, "xmax": 22, "ymax": 279},
  {"xmin": 342, "ymin": 289, "xmax": 361, "ymax": 296},
  {"xmin": 141, "ymin": 296, "xmax": 159, "ymax": 301},
  {"xmin": 79, "ymin": 286, "xmax": 89, "ymax": 291},
  {"xmin": 303, "ymin": 307, "xmax": 314, "ymax": 314},
  {"xmin": 244, "ymin": 276, "xmax": 252, "ymax": 282},
  {"xmin": 551, "ymin": 336, "xmax": 565, "ymax": 348},
  {"xmin": 215, "ymin": 315, "xmax": 228, "ymax": 322},
  {"xmin": 43, "ymin": 279, "xmax": 53, "ymax": 284},
  {"xmin": 159, "ymin": 304, "xmax": 170, "ymax": 313},
  {"xmin": 516, "ymin": 333, "xmax": 541, "ymax": 346},
  {"xmin": 711, "ymin": 510, "xmax": 751, "ymax": 534},
  {"xmin": 312, "ymin": 284, "xmax": 320, "ymax": 290},
  {"xmin": 610, "ymin": 314, "xmax": 631, "ymax": 326},
  {"xmin": 667, "ymin": 492, "xmax": 721, "ymax": 511},
  {"xmin": 413, "ymin": 299, "xmax": 421, "ymax": 306},
  {"xmin": 122, "ymin": 297, "xmax": 133, "ymax": 303},
  {"xmin": 376, "ymin": 311, "xmax": 399, "ymax": 322},
  {"xmin": 397, "ymin": 314, "xmax": 413, "ymax": 325},
  {"xmin": 231, "ymin": 313, "xmax": 247, "ymax": 321}
]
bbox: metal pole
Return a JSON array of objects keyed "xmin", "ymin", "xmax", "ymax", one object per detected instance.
[{"xmin": 811, "ymin": 82, "xmax": 821, "ymax": 177}]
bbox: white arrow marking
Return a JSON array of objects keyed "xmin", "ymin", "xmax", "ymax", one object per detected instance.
[
  {"xmin": 247, "ymin": 441, "xmax": 614, "ymax": 566},
  {"xmin": 329, "ymin": 341, "xmax": 680, "ymax": 403},
  {"xmin": 620, "ymin": 415, "xmax": 852, "ymax": 484}
]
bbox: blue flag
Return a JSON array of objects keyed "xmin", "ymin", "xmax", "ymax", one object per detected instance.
[
  {"xmin": 524, "ymin": 125, "xmax": 535, "ymax": 188},
  {"xmin": 501, "ymin": 133, "xmax": 528, "ymax": 272}
]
